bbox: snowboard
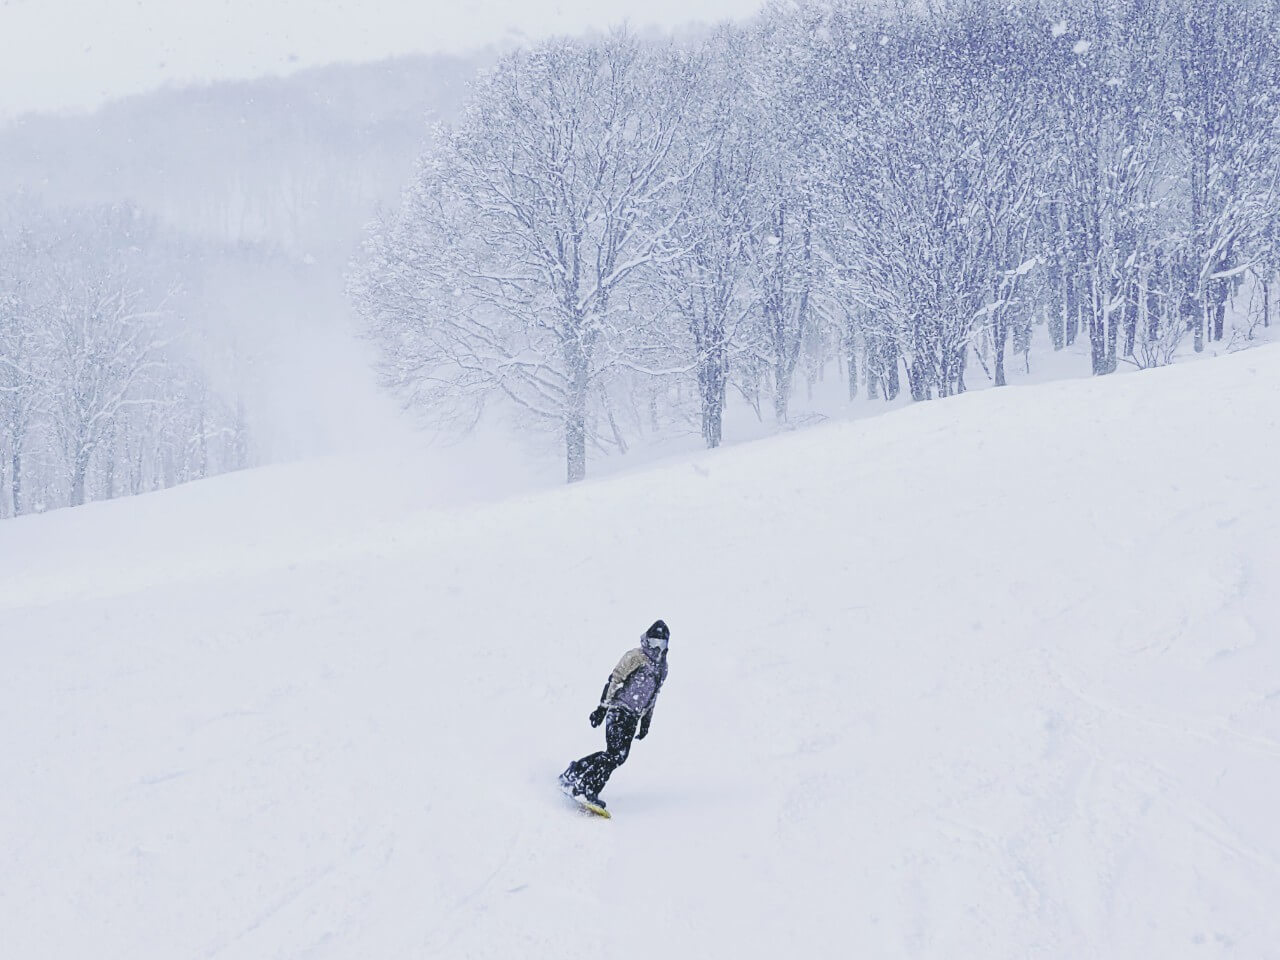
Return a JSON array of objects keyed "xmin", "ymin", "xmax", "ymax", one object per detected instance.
[
  {"xmin": 559, "ymin": 774, "xmax": 611, "ymax": 818},
  {"xmin": 571, "ymin": 796, "xmax": 612, "ymax": 819}
]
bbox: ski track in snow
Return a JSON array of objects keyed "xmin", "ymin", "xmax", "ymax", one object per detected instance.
[{"xmin": 3, "ymin": 347, "xmax": 1280, "ymax": 958}]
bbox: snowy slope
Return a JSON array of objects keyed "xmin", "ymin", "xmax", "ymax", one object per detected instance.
[{"xmin": 3, "ymin": 347, "xmax": 1279, "ymax": 959}]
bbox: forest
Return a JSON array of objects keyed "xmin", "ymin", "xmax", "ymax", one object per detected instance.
[
  {"xmin": 4, "ymin": 0, "xmax": 1278, "ymax": 509},
  {"xmin": 355, "ymin": 0, "xmax": 1280, "ymax": 481},
  {"xmin": 0, "ymin": 54, "xmax": 475, "ymax": 517}
]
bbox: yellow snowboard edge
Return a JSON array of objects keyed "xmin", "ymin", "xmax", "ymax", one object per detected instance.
[
  {"xmin": 578, "ymin": 799, "xmax": 611, "ymax": 818},
  {"xmin": 559, "ymin": 776, "xmax": 612, "ymax": 817}
]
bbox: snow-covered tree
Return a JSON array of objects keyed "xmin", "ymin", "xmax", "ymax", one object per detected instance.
[
  {"xmin": 655, "ymin": 28, "xmax": 760, "ymax": 447},
  {"xmin": 786, "ymin": 2, "xmax": 1042, "ymax": 399},
  {"xmin": 0, "ymin": 229, "xmax": 45, "ymax": 516},
  {"xmin": 1026, "ymin": 1, "xmax": 1172, "ymax": 374},
  {"xmin": 356, "ymin": 33, "xmax": 695, "ymax": 482},
  {"xmin": 37, "ymin": 221, "xmax": 173, "ymax": 505},
  {"xmin": 1171, "ymin": 0, "xmax": 1280, "ymax": 350},
  {"xmin": 0, "ymin": 203, "xmax": 248, "ymax": 516},
  {"xmin": 351, "ymin": 0, "xmax": 1280, "ymax": 456}
]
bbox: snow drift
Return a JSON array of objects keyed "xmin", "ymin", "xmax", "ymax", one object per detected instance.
[{"xmin": 2, "ymin": 346, "xmax": 1279, "ymax": 958}]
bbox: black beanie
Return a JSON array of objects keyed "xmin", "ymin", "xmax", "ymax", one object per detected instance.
[{"xmin": 645, "ymin": 619, "xmax": 670, "ymax": 642}]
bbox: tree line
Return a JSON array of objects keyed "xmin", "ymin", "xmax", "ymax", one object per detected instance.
[
  {"xmin": 0, "ymin": 204, "xmax": 249, "ymax": 517},
  {"xmin": 354, "ymin": 0, "xmax": 1280, "ymax": 482}
]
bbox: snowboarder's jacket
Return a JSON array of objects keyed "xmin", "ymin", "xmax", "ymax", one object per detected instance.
[{"xmin": 602, "ymin": 641, "xmax": 668, "ymax": 719}]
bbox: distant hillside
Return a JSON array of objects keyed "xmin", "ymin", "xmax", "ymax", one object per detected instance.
[
  {"xmin": 0, "ymin": 53, "xmax": 491, "ymax": 475},
  {"xmin": 0, "ymin": 52, "xmax": 488, "ymax": 266}
]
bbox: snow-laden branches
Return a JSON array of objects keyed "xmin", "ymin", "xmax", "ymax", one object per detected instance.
[
  {"xmin": 354, "ymin": 32, "xmax": 700, "ymax": 481},
  {"xmin": 354, "ymin": 0, "xmax": 1280, "ymax": 481},
  {"xmin": 0, "ymin": 204, "xmax": 248, "ymax": 516}
]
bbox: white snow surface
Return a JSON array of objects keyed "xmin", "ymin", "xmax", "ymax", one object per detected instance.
[{"xmin": 3, "ymin": 347, "xmax": 1280, "ymax": 958}]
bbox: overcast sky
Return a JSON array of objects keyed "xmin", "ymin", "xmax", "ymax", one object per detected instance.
[{"xmin": 0, "ymin": 0, "xmax": 765, "ymax": 121}]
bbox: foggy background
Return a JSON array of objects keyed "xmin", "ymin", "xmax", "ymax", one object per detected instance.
[{"xmin": 0, "ymin": 0, "xmax": 762, "ymax": 479}]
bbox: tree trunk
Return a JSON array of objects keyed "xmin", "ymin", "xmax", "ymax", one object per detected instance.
[
  {"xmin": 103, "ymin": 448, "xmax": 115, "ymax": 500},
  {"xmin": 564, "ymin": 340, "xmax": 589, "ymax": 482},
  {"xmin": 102, "ymin": 421, "xmax": 118, "ymax": 500},
  {"xmin": 884, "ymin": 340, "xmax": 901, "ymax": 401},
  {"xmin": 134, "ymin": 423, "xmax": 147, "ymax": 495},
  {"xmin": 1046, "ymin": 208, "xmax": 1065, "ymax": 350},
  {"xmin": 565, "ymin": 403, "xmax": 586, "ymax": 484},
  {"xmin": 1090, "ymin": 266, "xmax": 1117, "ymax": 376},
  {"xmin": 1123, "ymin": 278, "xmax": 1140, "ymax": 358},
  {"xmin": 10, "ymin": 444, "xmax": 22, "ymax": 517},
  {"xmin": 1211, "ymin": 277, "xmax": 1227, "ymax": 341},
  {"xmin": 698, "ymin": 348, "xmax": 726, "ymax": 450},
  {"xmin": 1064, "ymin": 271, "xmax": 1080, "ymax": 346},
  {"xmin": 907, "ymin": 356, "xmax": 930, "ymax": 402},
  {"xmin": 1147, "ymin": 257, "xmax": 1162, "ymax": 341},
  {"xmin": 1263, "ymin": 279, "xmax": 1271, "ymax": 329},
  {"xmin": 772, "ymin": 371, "xmax": 790, "ymax": 424},
  {"xmin": 197, "ymin": 401, "xmax": 209, "ymax": 479},
  {"xmin": 993, "ymin": 316, "xmax": 1008, "ymax": 387},
  {"xmin": 1105, "ymin": 297, "xmax": 1120, "ymax": 374},
  {"xmin": 1210, "ymin": 242, "xmax": 1232, "ymax": 342},
  {"xmin": 70, "ymin": 451, "xmax": 90, "ymax": 507},
  {"xmin": 1088, "ymin": 302, "xmax": 1108, "ymax": 376},
  {"xmin": 864, "ymin": 343, "xmax": 879, "ymax": 401},
  {"xmin": 234, "ymin": 397, "xmax": 250, "ymax": 469}
]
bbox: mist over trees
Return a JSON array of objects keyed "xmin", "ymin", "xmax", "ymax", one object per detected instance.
[
  {"xmin": 0, "ymin": 55, "xmax": 482, "ymax": 265},
  {"xmin": 1, "ymin": 53, "xmax": 485, "ymax": 518},
  {"xmin": 0, "ymin": 205, "xmax": 250, "ymax": 516},
  {"xmin": 356, "ymin": 0, "xmax": 1280, "ymax": 482}
]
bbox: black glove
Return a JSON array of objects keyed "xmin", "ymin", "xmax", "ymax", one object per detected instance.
[
  {"xmin": 589, "ymin": 705, "xmax": 607, "ymax": 728},
  {"xmin": 637, "ymin": 713, "xmax": 651, "ymax": 740}
]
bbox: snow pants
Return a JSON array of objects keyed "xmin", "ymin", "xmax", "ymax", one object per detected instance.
[{"xmin": 564, "ymin": 708, "xmax": 639, "ymax": 799}]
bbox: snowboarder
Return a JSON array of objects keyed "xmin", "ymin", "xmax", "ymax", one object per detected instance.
[{"xmin": 560, "ymin": 619, "xmax": 670, "ymax": 812}]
